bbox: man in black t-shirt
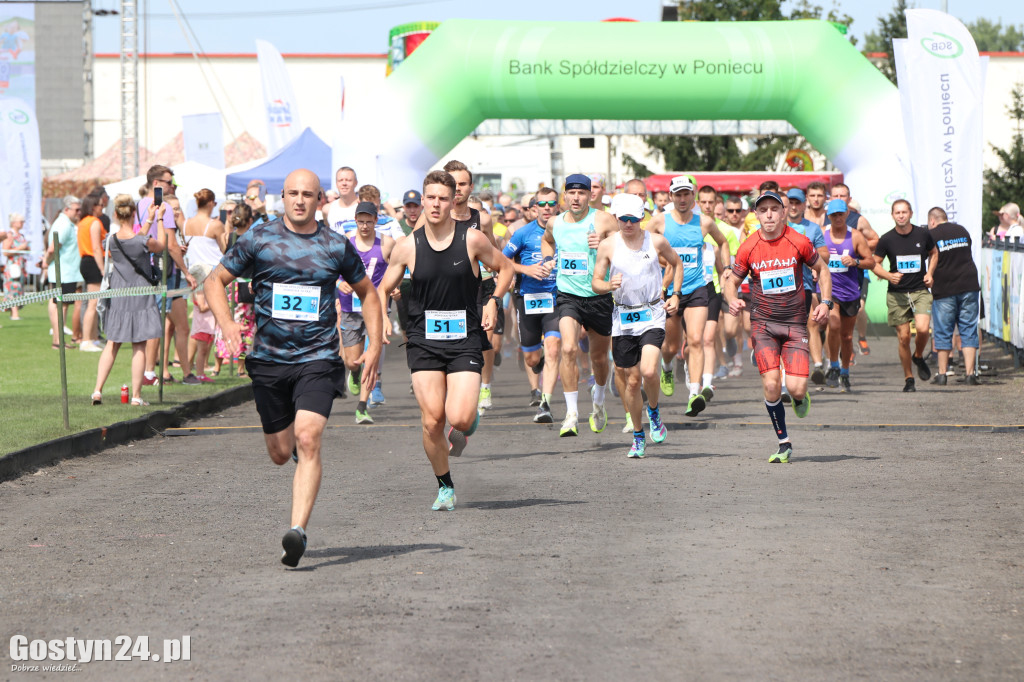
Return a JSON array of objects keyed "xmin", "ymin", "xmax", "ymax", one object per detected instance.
[
  {"xmin": 925, "ymin": 207, "xmax": 982, "ymax": 385},
  {"xmin": 872, "ymin": 200, "xmax": 937, "ymax": 391}
]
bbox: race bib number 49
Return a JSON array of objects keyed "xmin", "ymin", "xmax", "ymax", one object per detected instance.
[
  {"xmin": 759, "ymin": 268, "xmax": 796, "ymax": 295},
  {"xmin": 425, "ymin": 310, "xmax": 467, "ymax": 340},
  {"xmin": 272, "ymin": 283, "xmax": 320, "ymax": 321},
  {"xmin": 619, "ymin": 308, "xmax": 654, "ymax": 328}
]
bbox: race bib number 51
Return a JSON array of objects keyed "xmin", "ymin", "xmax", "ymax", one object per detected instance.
[
  {"xmin": 425, "ymin": 310, "xmax": 467, "ymax": 340},
  {"xmin": 272, "ymin": 283, "xmax": 320, "ymax": 321}
]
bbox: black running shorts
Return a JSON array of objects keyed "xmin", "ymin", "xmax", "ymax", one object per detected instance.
[
  {"xmin": 406, "ymin": 341, "xmax": 484, "ymax": 374},
  {"xmin": 612, "ymin": 328, "xmax": 665, "ymax": 369},
  {"xmin": 477, "ymin": 277, "xmax": 505, "ymax": 335},
  {"xmin": 706, "ymin": 282, "xmax": 723, "ymax": 321},
  {"xmin": 515, "ymin": 292, "xmax": 560, "ymax": 352},
  {"xmin": 246, "ymin": 357, "xmax": 346, "ymax": 434},
  {"xmin": 669, "ymin": 284, "xmax": 709, "ymax": 317},
  {"xmin": 556, "ymin": 291, "xmax": 613, "ymax": 337}
]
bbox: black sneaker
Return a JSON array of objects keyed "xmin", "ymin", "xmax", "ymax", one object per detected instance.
[
  {"xmin": 780, "ymin": 390, "xmax": 792, "ymax": 404},
  {"xmin": 931, "ymin": 374, "xmax": 947, "ymax": 386},
  {"xmin": 529, "ymin": 389, "xmax": 542, "ymax": 407},
  {"xmin": 966, "ymin": 374, "xmax": 980, "ymax": 385},
  {"xmin": 825, "ymin": 367, "xmax": 840, "ymax": 388},
  {"xmin": 903, "ymin": 377, "xmax": 916, "ymax": 392},
  {"xmin": 839, "ymin": 374, "xmax": 851, "ymax": 393},
  {"xmin": 912, "ymin": 355, "xmax": 931, "ymax": 381},
  {"xmin": 181, "ymin": 373, "xmax": 202, "ymax": 385},
  {"xmin": 810, "ymin": 366, "xmax": 826, "ymax": 385},
  {"xmin": 533, "ymin": 400, "xmax": 553, "ymax": 424},
  {"xmin": 281, "ymin": 528, "xmax": 307, "ymax": 567}
]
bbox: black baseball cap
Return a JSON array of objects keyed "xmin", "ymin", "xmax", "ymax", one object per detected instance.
[
  {"xmin": 402, "ymin": 190, "xmax": 421, "ymax": 206},
  {"xmin": 355, "ymin": 201, "xmax": 377, "ymax": 217}
]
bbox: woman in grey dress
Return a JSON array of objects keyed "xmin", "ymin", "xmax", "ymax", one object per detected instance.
[{"xmin": 91, "ymin": 194, "xmax": 167, "ymax": 406}]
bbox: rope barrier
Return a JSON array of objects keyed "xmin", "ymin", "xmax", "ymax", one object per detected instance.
[{"xmin": 0, "ymin": 283, "xmax": 200, "ymax": 310}]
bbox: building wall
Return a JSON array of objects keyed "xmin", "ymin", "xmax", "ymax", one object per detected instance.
[{"xmin": 35, "ymin": 1, "xmax": 85, "ymax": 161}]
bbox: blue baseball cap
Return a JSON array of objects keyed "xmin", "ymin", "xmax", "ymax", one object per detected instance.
[
  {"xmin": 402, "ymin": 190, "xmax": 421, "ymax": 206},
  {"xmin": 753, "ymin": 190, "xmax": 784, "ymax": 208},
  {"xmin": 787, "ymin": 188, "xmax": 806, "ymax": 202},
  {"xmin": 826, "ymin": 198, "xmax": 848, "ymax": 215},
  {"xmin": 564, "ymin": 173, "xmax": 592, "ymax": 191}
]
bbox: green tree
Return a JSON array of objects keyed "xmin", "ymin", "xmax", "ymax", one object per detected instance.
[
  {"xmin": 862, "ymin": 0, "xmax": 909, "ymax": 85},
  {"xmin": 982, "ymin": 84, "xmax": 1024, "ymax": 232},
  {"xmin": 965, "ymin": 18, "xmax": 1024, "ymax": 52}
]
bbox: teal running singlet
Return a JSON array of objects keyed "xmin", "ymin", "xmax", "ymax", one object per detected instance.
[{"xmin": 553, "ymin": 208, "xmax": 600, "ymax": 298}]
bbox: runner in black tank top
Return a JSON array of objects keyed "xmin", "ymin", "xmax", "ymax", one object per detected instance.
[{"xmin": 378, "ymin": 170, "xmax": 513, "ymax": 512}]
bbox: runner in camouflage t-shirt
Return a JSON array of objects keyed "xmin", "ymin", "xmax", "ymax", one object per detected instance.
[{"xmin": 207, "ymin": 169, "xmax": 384, "ymax": 569}]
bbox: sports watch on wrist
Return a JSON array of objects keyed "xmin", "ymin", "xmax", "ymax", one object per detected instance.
[{"xmin": 820, "ymin": 299, "xmax": 835, "ymax": 310}]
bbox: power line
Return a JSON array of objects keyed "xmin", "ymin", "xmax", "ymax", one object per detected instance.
[{"xmin": 129, "ymin": 0, "xmax": 442, "ymax": 20}]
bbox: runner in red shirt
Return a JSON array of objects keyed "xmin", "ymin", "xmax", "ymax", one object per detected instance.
[{"xmin": 723, "ymin": 191, "xmax": 833, "ymax": 463}]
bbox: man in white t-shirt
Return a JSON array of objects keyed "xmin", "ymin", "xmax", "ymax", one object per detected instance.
[{"xmin": 326, "ymin": 166, "xmax": 359, "ymax": 233}]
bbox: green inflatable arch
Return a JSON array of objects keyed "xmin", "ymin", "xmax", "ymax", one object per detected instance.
[{"xmin": 339, "ymin": 18, "xmax": 912, "ymax": 321}]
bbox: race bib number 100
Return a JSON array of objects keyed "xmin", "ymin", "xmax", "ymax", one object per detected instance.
[
  {"xmin": 272, "ymin": 283, "xmax": 320, "ymax": 321},
  {"xmin": 425, "ymin": 310, "xmax": 467, "ymax": 340},
  {"xmin": 675, "ymin": 247, "xmax": 699, "ymax": 269},
  {"xmin": 759, "ymin": 268, "xmax": 796, "ymax": 295}
]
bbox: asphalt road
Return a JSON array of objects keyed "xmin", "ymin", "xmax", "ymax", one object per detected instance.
[{"xmin": 2, "ymin": 338, "xmax": 1022, "ymax": 680}]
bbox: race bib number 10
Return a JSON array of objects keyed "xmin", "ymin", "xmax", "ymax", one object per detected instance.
[
  {"xmin": 425, "ymin": 310, "xmax": 468, "ymax": 340},
  {"xmin": 759, "ymin": 268, "xmax": 796, "ymax": 295},
  {"xmin": 272, "ymin": 283, "xmax": 320, "ymax": 321}
]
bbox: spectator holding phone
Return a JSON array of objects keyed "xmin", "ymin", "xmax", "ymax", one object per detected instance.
[{"xmin": 243, "ymin": 179, "xmax": 270, "ymax": 228}]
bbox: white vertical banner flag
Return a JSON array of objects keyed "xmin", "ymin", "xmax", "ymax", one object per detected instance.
[
  {"xmin": 0, "ymin": 98, "xmax": 42, "ymax": 270},
  {"xmin": 182, "ymin": 112, "xmax": 224, "ymax": 169},
  {"xmin": 256, "ymin": 40, "xmax": 302, "ymax": 155},
  {"xmin": 900, "ymin": 9, "xmax": 984, "ymax": 265}
]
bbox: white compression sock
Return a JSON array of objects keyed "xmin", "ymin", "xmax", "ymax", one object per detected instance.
[
  {"xmin": 564, "ymin": 391, "xmax": 578, "ymax": 415},
  {"xmin": 593, "ymin": 384, "xmax": 606, "ymax": 405}
]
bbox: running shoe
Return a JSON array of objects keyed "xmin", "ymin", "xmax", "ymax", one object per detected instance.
[
  {"xmin": 529, "ymin": 389, "xmax": 542, "ymax": 407},
  {"xmin": 825, "ymin": 367, "xmax": 840, "ymax": 388},
  {"xmin": 447, "ymin": 426, "xmax": 468, "ymax": 457},
  {"xmin": 589, "ymin": 401, "xmax": 607, "ymax": 433},
  {"xmin": 912, "ymin": 355, "xmax": 931, "ymax": 381},
  {"xmin": 197, "ymin": 374, "xmax": 215, "ymax": 384},
  {"xmin": 494, "ymin": 352, "xmax": 502, "ymax": 368},
  {"xmin": 142, "ymin": 375, "xmax": 159, "ymax": 386},
  {"xmin": 780, "ymin": 388, "xmax": 791, "ymax": 404},
  {"xmin": 714, "ymin": 365, "xmax": 729, "ymax": 381},
  {"xmin": 857, "ymin": 338, "xmax": 870, "ymax": 355},
  {"xmin": 701, "ymin": 385, "xmax": 714, "ymax": 403},
  {"xmin": 348, "ymin": 367, "xmax": 361, "ymax": 397},
  {"xmin": 478, "ymin": 387, "xmax": 492, "ymax": 410},
  {"xmin": 533, "ymin": 400, "xmax": 553, "ymax": 424},
  {"xmin": 839, "ymin": 374, "xmax": 852, "ymax": 393},
  {"xmin": 931, "ymin": 374, "xmax": 947, "ymax": 386},
  {"xmin": 810, "ymin": 365, "xmax": 826, "ymax": 386},
  {"xmin": 432, "ymin": 485, "xmax": 456, "ymax": 511},
  {"xmin": 622, "ymin": 413, "xmax": 634, "ymax": 433},
  {"xmin": 369, "ymin": 382, "xmax": 386, "ymax": 406},
  {"xmin": 560, "ymin": 412, "xmax": 579, "ymax": 437},
  {"xmin": 769, "ymin": 442, "xmax": 793, "ymax": 464},
  {"xmin": 182, "ymin": 374, "xmax": 202, "ymax": 385},
  {"xmin": 903, "ymin": 377, "xmax": 916, "ymax": 393},
  {"xmin": 685, "ymin": 393, "xmax": 706, "ymax": 417},
  {"xmin": 79, "ymin": 340, "xmax": 103, "ymax": 352},
  {"xmin": 281, "ymin": 527, "xmax": 307, "ymax": 567},
  {"xmin": 728, "ymin": 364, "xmax": 743, "ymax": 378},
  {"xmin": 627, "ymin": 435, "xmax": 646, "ymax": 459},
  {"xmin": 660, "ymin": 369, "xmax": 675, "ymax": 396},
  {"xmin": 647, "ymin": 406, "xmax": 667, "ymax": 444},
  {"xmin": 355, "ymin": 408, "xmax": 374, "ymax": 424},
  {"xmin": 966, "ymin": 374, "xmax": 980, "ymax": 385},
  {"xmin": 793, "ymin": 394, "xmax": 811, "ymax": 419}
]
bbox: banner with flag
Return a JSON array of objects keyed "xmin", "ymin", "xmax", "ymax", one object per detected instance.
[
  {"xmin": 256, "ymin": 40, "xmax": 301, "ymax": 155},
  {"xmin": 897, "ymin": 9, "xmax": 984, "ymax": 264},
  {"xmin": 0, "ymin": 97, "xmax": 41, "ymax": 271}
]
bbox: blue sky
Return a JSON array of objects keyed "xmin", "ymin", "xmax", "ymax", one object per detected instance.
[{"xmin": 89, "ymin": 0, "xmax": 1021, "ymax": 55}]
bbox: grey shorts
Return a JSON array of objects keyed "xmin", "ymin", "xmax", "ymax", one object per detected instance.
[{"xmin": 339, "ymin": 311, "xmax": 366, "ymax": 348}]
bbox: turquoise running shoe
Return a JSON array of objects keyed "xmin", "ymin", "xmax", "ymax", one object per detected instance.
[
  {"xmin": 431, "ymin": 485, "xmax": 456, "ymax": 511},
  {"xmin": 647, "ymin": 406, "xmax": 667, "ymax": 443},
  {"xmin": 627, "ymin": 434, "xmax": 646, "ymax": 458}
]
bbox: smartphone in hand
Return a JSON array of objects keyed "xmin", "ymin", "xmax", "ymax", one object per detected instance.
[
  {"xmin": 257, "ymin": 185, "xmax": 266, "ymax": 203},
  {"xmin": 154, "ymin": 186, "xmax": 163, "ymax": 206},
  {"xmin": 219, "ymin": 208, "xmax": 228, "ymax": 223}
]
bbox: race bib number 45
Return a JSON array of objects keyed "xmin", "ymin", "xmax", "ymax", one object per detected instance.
[
  {"xmin": 759, "ymin": 268, "xmax": 796, "ymax": 295},
  {"xmin": 425, "ymin": 310, "xmax": 467, "ymax": 340},
  {"xmin": 558, "ymin": 251, "xmax": 589, "ymax": 276},
  {"xmin": 272, "ymin": 283, "xmax": 320, "ymax": 321}
]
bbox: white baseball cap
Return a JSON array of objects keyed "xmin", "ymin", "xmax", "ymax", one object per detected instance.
[{"xmin": 611, "ymin": 193, "xmax": 645, "ymax": 220}]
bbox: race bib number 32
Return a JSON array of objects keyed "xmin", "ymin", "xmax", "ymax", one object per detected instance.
[
  {"xmin": 272, "ymin": 283, "xmax": 320, "ymax": 321},
  {"xmin": 425, "ymin": 310, "xmax": 467, "ymax": 340},
  {"xmin": 759, "ymin": 268, "xmax": 796, "ymax": 295}
]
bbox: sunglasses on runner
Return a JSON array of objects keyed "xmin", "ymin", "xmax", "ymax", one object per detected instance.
[
  {"xmin": 726, "ymin": 208, "xmax": 744, "ymax": 213},
  {"xmin": 535, "ymin": 200, "xmax": 557, "ymax": 207},
  {"xmin": 618, "ymin": 215, "xmax": 641, "ymax": 224}
]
